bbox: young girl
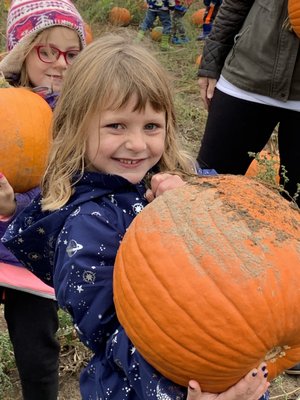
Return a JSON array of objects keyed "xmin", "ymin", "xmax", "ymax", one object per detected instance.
[
  {"xmin": 0, "ymin": 0, "xmax": 86, "ymax": 398},
  {"xmin": 3, "ymin": 33, "xmax": 269, "ymax": 400}
]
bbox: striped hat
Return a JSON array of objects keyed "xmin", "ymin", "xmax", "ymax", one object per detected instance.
[{"xmin": 0, "ymin": 0, "xmax": 86, "ymax": 75}]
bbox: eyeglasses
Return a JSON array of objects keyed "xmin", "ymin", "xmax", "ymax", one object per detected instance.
[{"xmin": 35, "ymin": 45, "xmax": 80, "ymax": 65}]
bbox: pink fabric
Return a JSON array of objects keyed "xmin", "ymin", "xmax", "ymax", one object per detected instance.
[{"xmin": 0, "ymin": 262, "xmax": 55, "ymax": 299}]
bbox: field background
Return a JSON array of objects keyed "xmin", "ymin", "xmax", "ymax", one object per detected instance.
[{"xmin": 0, "ymin": 0, "xmax": 300, "ymax": 398}]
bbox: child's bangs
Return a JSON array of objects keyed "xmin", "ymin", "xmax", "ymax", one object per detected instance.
[{"xmin": 99, "ymin": 72, "xmax": 167, "ymax": 113}]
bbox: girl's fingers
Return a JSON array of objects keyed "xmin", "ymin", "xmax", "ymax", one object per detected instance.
[{"xmin": 187, "ymin": 380, "xmax": 202, "ymax": 400}]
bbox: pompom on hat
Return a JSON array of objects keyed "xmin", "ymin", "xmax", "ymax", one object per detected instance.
[{"xmin": 0, "ymin": 0, "xmax": 86, "ymax": 76}]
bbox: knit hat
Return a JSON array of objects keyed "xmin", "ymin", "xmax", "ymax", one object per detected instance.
[{"xmin": 0, "ymin": 0, "xmax": 86, "ymax": 76}]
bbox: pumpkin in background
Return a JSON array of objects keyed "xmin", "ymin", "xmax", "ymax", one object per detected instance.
[
  {"xmin": 191, "ymin": 8, "xmax": 205, "ymax": 25},
  {"xmin": 150, "ymin": 26, "xmax": 163, "ymax": 42},
  {"xmin": 109, "ymin": 7, "xmax": 132, "ymax": 26},
  {"xmin": 0, "ymin": 86, "xmax": 52, "ymax": 193},
  {"xmin": 288, "ymin": 0, "xmax": 300, "ymax": 38},
  {"xmin": 84, "ymin": 22, "xmax": 93, "ymax": 45},
  {"xmin": 114, "ymin": 175, "xmax": 300, "ymax": 392},
  {"xmin": 246, "ymin": 150, "xmax": 280, "ymax": 184}
]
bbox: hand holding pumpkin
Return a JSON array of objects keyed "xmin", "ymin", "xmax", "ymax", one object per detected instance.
[
  {"xmin": 145, "ymin": 172, "xmax": 186, "ymax": 202},
  {"xmin": 0, "ymin": 173, "xmax": 16, "ymax": 217},
  {"xmin": 187, "ymin": 363, "xmax": 269, "ymax": 400}
]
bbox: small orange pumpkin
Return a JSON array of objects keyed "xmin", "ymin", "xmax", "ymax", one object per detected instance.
[
  {"xmin": 84, "ymin": 22, "xmax": 93, "ymax": 45},
  {"xmin": 114, "ymin": 175, "xmax": 300, "ymax": 392},
  {"xmin": 0, "ymin": 86, "xmax": 52, "ymax": 193},
  {"xmin": 150, "ymin": 26, "xmax": 163, "ymax": 42},
  {"xmin": 191, "ymin": 8, "xmax": 205, "ymax": 25},
  {"xmin": 246, "ymin": 150, "xmax": 280, "ymax": 184},
  {"xmin": 109, "ymin": 7, "xmax": 132, "ymax": 27},
  {"xmin": 288, "ymin": 0, "xmax": 300, "ymax": 38}
]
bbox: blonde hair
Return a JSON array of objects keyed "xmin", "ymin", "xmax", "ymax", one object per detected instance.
[{"xmin": 41, "ymin": 32, "xmax": 195, "ymax": 211}]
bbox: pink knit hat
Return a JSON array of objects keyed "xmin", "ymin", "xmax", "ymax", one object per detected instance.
[{"xmin": 0, "ymin": 0, "xmax": 86, "ymax": 75}]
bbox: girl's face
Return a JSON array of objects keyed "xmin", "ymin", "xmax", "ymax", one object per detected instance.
[
  {"xmin": 25, "ymin": 27, "xmax": 80, "ymax": 93},
  {"xmin": 86, "ymin": 94, "xmax": 166, "ymax": 184}
]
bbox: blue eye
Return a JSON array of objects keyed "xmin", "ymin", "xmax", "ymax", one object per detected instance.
[{"xmin": 145, "ymin": 123, "xmax": 158, "ymax": 130}]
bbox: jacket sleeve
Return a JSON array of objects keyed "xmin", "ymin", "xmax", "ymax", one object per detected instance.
[
  {"xmin": 54, "ymin": 209, "xmax": 187, "ymax": 398},
  {"xmin": 198, "ymin": 0, "xmax": 255, "ymax": 78},
  {"xmin": 14, "ymin": 187, "xmax": 40, "ymax": 217}
]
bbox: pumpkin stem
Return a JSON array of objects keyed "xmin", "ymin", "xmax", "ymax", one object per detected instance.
[{"xmin": 0, "ymin": 72, "xmax": 11, "ymax": 88}]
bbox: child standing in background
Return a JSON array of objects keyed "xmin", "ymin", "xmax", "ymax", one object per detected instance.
[
  {"xmin": 0, "ymin": 0, "xmax": 86, "ymax": 398},
  {"xmin": 137, "ymin": 0, "xmax": 175, "ymax": 50},
  {"xmin": 171, "ymin": 0, "xmax": 193, "ymax": 44},
  {"xmin": 197, "ymin": 0, "xmax": 222, "ymax": 40},
  {"xmin": 3, "ymin": 33, "xmax": 269, "ymax": 400}
]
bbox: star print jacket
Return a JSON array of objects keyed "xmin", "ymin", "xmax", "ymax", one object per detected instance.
[{"xmin": 2, "ymin": 171, "xmax": 188, "ymax": 400}]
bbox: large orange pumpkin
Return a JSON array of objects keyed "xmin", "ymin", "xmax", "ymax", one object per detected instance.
[
  {"xmin": 0, "ymin": 87, "xmax": 52, "ymax": 193},
  {"xmin": 288, "ymin": 0, "xmax": 300, "ymax": 38},
  {"xmin": 114, "ymin": 175, "xmax": 300, "ymax": 392},
  {"xmin": 109, "ymin": 7, "xmax": 132, "ymax": 26},
  {"xmin": 191, "ymin": 8, "xmax": 206, "ymax": 25}
]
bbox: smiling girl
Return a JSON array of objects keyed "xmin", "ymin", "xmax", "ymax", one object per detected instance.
[{"xmin": 3, "ymin": 33, "xmax": 269, "ymax": 400}]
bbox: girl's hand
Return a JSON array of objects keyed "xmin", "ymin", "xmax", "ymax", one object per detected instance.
[
  {"xmin": 145, "ymin": 173, "xmax": 186, "ymax": 202},
  {"xmin": 186, "ymin": 363, "xmax": 269, "ymax": 400},
  {"xmin": 0, "ymin": 173, "xmax": 16, "ymax": 217},
  {"xmin": 198, "ymin": 77, "xmax": 217, "ymax": 111}
]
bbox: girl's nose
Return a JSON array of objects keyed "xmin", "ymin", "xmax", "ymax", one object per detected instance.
[
  {"xmin": 125, "ymin": 131, "xmax": 147, "ymax": 152},
  {"xmin": 54, "ymin": 54, "xmax": 68, "ymax": 67}
]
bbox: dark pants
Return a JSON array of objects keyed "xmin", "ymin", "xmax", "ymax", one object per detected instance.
[
  {"xmin": 171, "ymin": 10, "xmax": 186, "ymax": 37},
  {"xmin": 197, "ymin": 89, "xmax": 300, "ymax": 206},
  {"xmin": 1, "ymin": 288, "xmax": 60, "ymax": 400},
  {"xmin": 140, "ymin": 10, "xmax": 172, "ymax": 35}
]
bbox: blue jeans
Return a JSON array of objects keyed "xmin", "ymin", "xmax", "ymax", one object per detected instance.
[{"xmin": 140, "ymin": 10, "xmax": 172, "ymax": 35}]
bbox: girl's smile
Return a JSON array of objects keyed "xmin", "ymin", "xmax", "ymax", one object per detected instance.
[{"xmin": 86, "ymin": 94, "xmax": 166, "ymax": 184}]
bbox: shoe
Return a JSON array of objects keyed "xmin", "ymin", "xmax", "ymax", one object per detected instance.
[
  {"xmin": 171, "ymin": 37, "xmax": 182, "ymax": 45},
  {"xmin": 180, "ymin": 36, "xmax": 190, "ymax": 43},
  {"xmin": 196, "ymin": 33, "xmax": 209, "ymax": 41},
  {"xmin": 160, "ymin": 34, "xmax": 171, "ymax": 51},
  {"xmin": 285, "ymin": 363, "xmax": 300, "ymax": 375}
]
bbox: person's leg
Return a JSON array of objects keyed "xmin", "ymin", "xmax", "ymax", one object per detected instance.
[
  {"xmin": 197, "ymin": 89, "xmax": 279, "ymax": 174},
  {"xmin": 4, "ymin": 288, "xmax": 60, "ymax": 400},
  {"xmin": 139, "ymin": 10, "xmax": 157, "ymax": 32},
  {"xmin": 197, "ymin": 5, "xmax": 213, "ymax": 40},
  {"xmin": 159, "ymin": 10, "xmax": 172, "ymax": 50},
  {"xmin": 277, "ymin": 109, "xmax": 300, "ymax": 207}
]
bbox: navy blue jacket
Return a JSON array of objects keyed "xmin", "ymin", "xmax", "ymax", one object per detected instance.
[{"xmin": 3, "ymin": 171, "xmax": 189, "ymax": 399}]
